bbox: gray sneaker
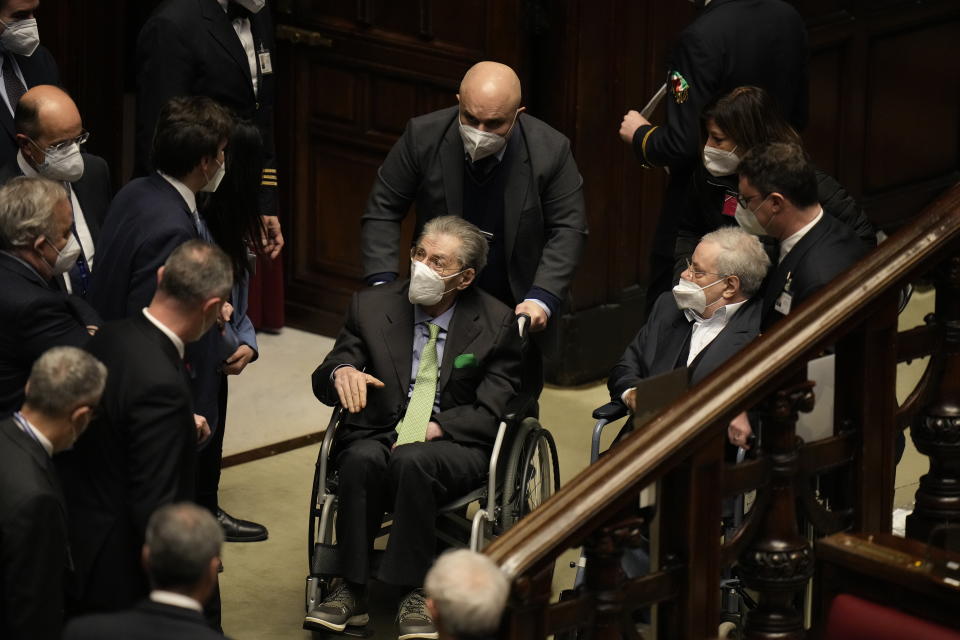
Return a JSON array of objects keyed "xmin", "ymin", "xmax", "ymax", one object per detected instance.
[
  {"xmin": 396, "ymin": 588, "xmax": 438, "ymax": 640},
  {"xmin": 304, "ymin": 582, "xmax": 369, "ymax": 632}
]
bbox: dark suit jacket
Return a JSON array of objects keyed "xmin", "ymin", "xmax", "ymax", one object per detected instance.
[
  {"xmin": 608, "ymin": 291, "xmax": 763, "ymax": 402},
  {"xmin": 89, "ymin": 173, "xmax": 197, "ymax": 322},
  {"xmin": 0, "ymin": 417, "xmax": 71, "ymax": 640},
  {"xmin": 0, "ymin": 152, "xmax": 114, "ymax": 246},
  {"xmin": 56, "ymin": 315, "xmax": 196, "ymax": 613},
  {"xmin": 64, "ymin": 600, "xmax": 227, "ymax": 640},
  {"xmin": 0, "ymin": 46, "xmax": 59, "ymax": 166},
  {"xmin": 632, "ymin": 0, "xmax": 807, "ymax": 170},
  {"xmin": 135, "ymin": 0, "xmax": 277, "ymax": 214},
  {"xmin": 361, "ymin": 106, "xmax": 588, "ymax": 308},
  {"xmin": 312, "ymin": 281, "xmax": 523, "ymax": 449},
  {"xmin": 0, "ymin": 253, "xmax": 99, "ymax": 416},
  {"xmin": 761, "ymin": 214, "xmax": 870, "ymax": 329}
]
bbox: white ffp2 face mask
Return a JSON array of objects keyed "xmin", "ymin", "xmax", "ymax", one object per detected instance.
[
  {"xmin": 0, "ymin": 18, "xmax": 39, "ymax": 57},
  {"xmin": 702, "ymin": 145, "xmax": 740, "ymax": 177},
  {"xmin": 408, "ymin": 260, "xmax": 464, "ymax": 306},
  {"xmin": 38, "ymin": 142, "xmax": 84, "ymax": 182},
  {"xmin": 672, "ymin": 277, "xmax": 724, "ymax": 315},
  {"xmin": 44, "ymin": 234, "xmax": 81, "ymax": 276},
  {"xmin": 459, "ymin": 121, "xmax": 508, "ymax": 163},
  {"xmin": 200, "ymin": 158, "xmax": 226, "ymax": 193},
  {"xmin": 734, "ymin": 197, "xmax": 770, "ymax": 236}
]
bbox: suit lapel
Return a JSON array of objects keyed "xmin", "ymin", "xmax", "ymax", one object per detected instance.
[
  {"xmin": 382, "ymin": 288, "xmax": 414, "ymax": 393},
  {"xmin": 502, "ymin": 123, "xmax": 531, "ymax": 268},
  {"xmin": 692, "ymin": 299, "xmax": 759, "ymax": 382},
  {"xmin": 438, "ymin": 290, "xmax": 482, "ymax": 392},
  {"xmin": 654, "ymin": 311, "xmax": 692, "ymax": 373},
  {"xmin": 439, "ymin": 115, "xmax": 464, "ymax": 216},
  {"xmin": 200, "ymin": 0, "xmax": 255, "ymax": 92},
  {"xmin": 764, "ymin": 217, "xmax": 830, "ymax": 314}
]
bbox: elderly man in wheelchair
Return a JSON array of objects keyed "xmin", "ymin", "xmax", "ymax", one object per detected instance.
[{"xmin": 306, "ymin": 216, "xmax": 524, "ymax": 638}]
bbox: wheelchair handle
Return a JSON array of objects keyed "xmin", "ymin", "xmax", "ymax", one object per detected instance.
[{"xmin": 516, "ymin": 313, "xmax": 530, "ymax": 340}]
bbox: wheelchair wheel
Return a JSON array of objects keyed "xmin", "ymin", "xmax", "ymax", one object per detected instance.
[{"xmin": 501, "ymin": 420, "xmax": 560, "ymax": 530}]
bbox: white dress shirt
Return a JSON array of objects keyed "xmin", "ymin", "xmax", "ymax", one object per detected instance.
[
  {"xmin": 158, "ymin": 171, "xmax": 198, "ymax": 219},
  {"xmin": 779, "ymin": 208, "xmax": 823, "ymax": 264},
  {"xmin": 150, "ymin": 590, "xmax": 203, "ymax": 613},
  {"xmin": 684, "ymin": 299, "xmax": 747, "ymax": 365},
  {"xmin": 142, "ymin": 308, "xmax": 185, "ymax": 359},
  {"xmin": 216, "ymin": 0, "xmax": 259, "ymax": 96},
  {"xmin": 18, "ymin": 151, "xmax": 96, "ymax": 292}
]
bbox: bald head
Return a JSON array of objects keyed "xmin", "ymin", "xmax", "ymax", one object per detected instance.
[
  {"xmin": 457, "ymin": 62, "xmax": 523, "ymax": 135},
  {"xmin": 15, "ymin": 85, "xmax": 84, "ymax": 172}
]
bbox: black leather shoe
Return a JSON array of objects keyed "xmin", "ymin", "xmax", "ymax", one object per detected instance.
[{"xmin": 216, "ymin": 508, "xmax": 268, "ymax": 542}]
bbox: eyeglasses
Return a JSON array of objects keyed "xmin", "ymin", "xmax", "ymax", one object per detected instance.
[
  {"xmin": 736, "ymin": 191, "xmax": 766, "ymax": 210},
  {"xmin": 684, "ymin": 258, "xmax": 728, "ymax": 279},
  {"xmin": 32, "ymin": 130, "xmax": 90, "ymax": 155},
  {"xmin": 411, "ymin": 246, "xmax": 463, "ymax": 276}
]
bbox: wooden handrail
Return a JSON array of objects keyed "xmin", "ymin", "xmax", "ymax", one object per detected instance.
[{"xmin": 486, "ymin": 183, "xmax": 960, "ymax": 580}]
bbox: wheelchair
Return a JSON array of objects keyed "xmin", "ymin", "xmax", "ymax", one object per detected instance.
[
  {"xmin": 564, "ymin": 370, "xmax": 754, "ymax": 640},
  {"xmin": 303, "ymin": 315, "xmax": 561, "ymax": 632}
]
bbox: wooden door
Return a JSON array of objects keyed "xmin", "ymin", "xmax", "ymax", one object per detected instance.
[{"xmin": 275, "ymin": 0, "xmax": 527, "ymax": 334}]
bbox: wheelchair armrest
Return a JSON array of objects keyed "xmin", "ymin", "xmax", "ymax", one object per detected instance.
[
  {"xmin": 503, "ymin": 393, "xmax": 536, "ymax": 425},
  {"xmin": 592, "ymin": 401, "xmax": 628, "ymax": 422},
  {"xmin": 317, "ymin": 406, "xmax": 346, "ymax": 499}
]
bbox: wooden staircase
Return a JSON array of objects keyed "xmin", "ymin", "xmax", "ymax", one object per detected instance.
[{"xmin": 484, "ymin": 183, "xmax": 960, "ymax": 638}]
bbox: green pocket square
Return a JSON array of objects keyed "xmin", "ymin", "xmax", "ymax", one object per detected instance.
[{"xmin": 454, "ymin": 353, "xmax": 478, "ymax": 369}]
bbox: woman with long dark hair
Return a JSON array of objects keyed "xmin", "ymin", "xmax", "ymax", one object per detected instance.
[{"xmin": 194, "ymin": 119, "xmax": 268, "ymax": 541}]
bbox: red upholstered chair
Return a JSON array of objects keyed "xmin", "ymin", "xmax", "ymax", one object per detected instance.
[{"xmin": 824, "ymin": 594, "xmax": 960, "ymax": 640}]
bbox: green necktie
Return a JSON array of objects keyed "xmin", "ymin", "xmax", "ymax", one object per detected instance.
[{"xmin": 395, "ymin": 322, "xmax": 441, "ymax": 445}]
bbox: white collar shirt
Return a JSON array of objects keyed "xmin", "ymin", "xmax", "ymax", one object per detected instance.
[
  {"xmin": 683, "ymin": 299, "xmax": 747, "ymax": 366},
  {"xmin": 12, "ymin": 411, "xmax": 53, "ymax": 457},
  {"xmin": 142, "ymin": 307, "xmax": 185, "ymax": 359},
  {"xmin": 158, "ymin": 171, "xmax": 198, "ymax": 221},
  {"xmin": 779, "ymin": 208, "xmax": 824, "ymax": 264},
  {"xmin": 150, "ymin": 590, "xmax": 203, "ymax": 613},
  {"xmin": 216, "ymin": 0, "xmax": 259, "ymax": 96}
]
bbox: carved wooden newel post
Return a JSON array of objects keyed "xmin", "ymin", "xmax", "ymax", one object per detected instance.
[
  {"xmin": 739, "ymin": 381, "xmax": 814, "ymax": 639},
  {"xmin": 907, "ymin": 255, "xmax": 960, "ymax": 543},
  {"xmin": 582, "ymin": 514, "xmax": 645, "ymax": 640}
]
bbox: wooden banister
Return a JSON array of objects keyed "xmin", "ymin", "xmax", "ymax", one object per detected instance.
[{"xmin": 487, "ymin": 183, "xmax": 960, "ymax": 639}]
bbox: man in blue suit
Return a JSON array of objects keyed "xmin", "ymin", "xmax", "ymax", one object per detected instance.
[{"xmin": 90, "ymin": 96, "xmax": 232, "ymax": 321}]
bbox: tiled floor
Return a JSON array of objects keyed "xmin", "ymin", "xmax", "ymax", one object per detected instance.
[{"xmin": 218, "ymin": 290, "xmax": 935, "ymax": 639}]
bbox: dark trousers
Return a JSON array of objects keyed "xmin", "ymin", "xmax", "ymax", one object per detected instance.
[
  {"xmin": 196, "ymin": 374, "xmax": 228, "ymax": 513},
  {"xmin": 335, "ymin": 432, "xmax": 487, "ymax": 587}
]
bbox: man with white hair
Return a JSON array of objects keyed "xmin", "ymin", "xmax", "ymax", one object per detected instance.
[
  {"xmin": 306, "ymin": 216, "xmax": 522, "ymax": 638},
  {"xmin": 607, "ymin": 226, "xmax": 771, "ymax": 449},
  {"xmin": 424, "ymin": 550, "xmax": 510, "ymax": 640},
  {"xmin": 0, "ymin": 175, "xmax": 100, "ymax": 416},
  {"xmin": 64, "ymin": 503, "xmax": 227, "ymax": 639},
  {"xmin": 0, "ymin": 346, "xmax": 107, "ymax": 640}
]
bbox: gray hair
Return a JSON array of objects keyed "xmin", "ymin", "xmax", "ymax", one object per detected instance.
[
  {"xmin": 158, "ymin": 240, "xmax": 234, "ymax": 306},
  {"xmin": 424, "ymin": 550, "xmax": 509, "ymax": 638},
  {"xmin": 0, "ymin": 176, "xmax": 69, "ymax": 250},
  {"xmin": 145, "ymin": 502, "xmax": 224, "ymax": 589},
  {"xmin": 24, "ymin": 347, "xmax": 107, "ymax": 417},
  {"xmin": 700, "ymin": 226, "xmax": 771, "ymax": 297},
  {"xmin": 419, "ymin": 216, "xmax": 489, "ymax": 274}
]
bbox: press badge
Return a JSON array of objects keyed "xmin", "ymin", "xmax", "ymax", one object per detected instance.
[
  {"xmin": 775, "ymin": 272, "xmax": 793, "ymax": 315},
  {"xmin": 258, "ymin": 49, "xmax": 273, "ymax": 75},
  {"xmin": 775, "ymin": 291, "xmax": 793, "ymax": 315}
]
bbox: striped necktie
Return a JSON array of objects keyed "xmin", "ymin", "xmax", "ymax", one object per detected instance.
[{"xmin": 395, "ymin": 322, "xmax": 440, "ymax": 445}]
